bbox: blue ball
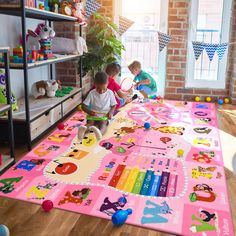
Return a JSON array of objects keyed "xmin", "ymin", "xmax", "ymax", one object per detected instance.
[
  {"xmin": 144, "ymin": 122, "xmax": 151, "ymax": 129},
  {"xmin": 218, "ymin": 99, "xmax": 224, "ymax": 105},
  {"xmin": 0, "ymin": 225, "xmax": 10, "ymax": 236}
]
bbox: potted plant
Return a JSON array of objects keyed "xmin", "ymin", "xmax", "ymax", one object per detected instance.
[{"xmin": 82, "ymin": 13, "xmax": 125, "ymax": 75}]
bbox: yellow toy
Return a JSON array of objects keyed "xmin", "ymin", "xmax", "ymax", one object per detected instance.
[
  {"xmin": 224, "ymin": 98, "xmax": 230, "ymax": 104},
  {"xmin": 195, "ymin": 96, "xmax": 200, "ymax": 102},
  {"xmin": 205, "ymin": 97, "xmax": 211, "ymax": 102},
  {"xmin": 177, "ymin": 149, "xmax": 184, "ymax": 157}
]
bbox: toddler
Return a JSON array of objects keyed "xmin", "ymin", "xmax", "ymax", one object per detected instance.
[
  {"xmin": 128, "ymin": 60, "xmax": 157, "ymax": 98},
  {"xmin": 105, "ymin": 63, "xmax": 132, "ymax": 108},
  {"xmin": 78, "ymin": 72, "xmax": 117, "ymax": 140}
]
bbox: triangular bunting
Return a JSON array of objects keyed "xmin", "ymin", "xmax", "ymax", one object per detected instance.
[
  {"xmin": 192, "ymin": 41, "xmax": 205, "ymax": 60},
  {"xmin": 85, "ymin": 0, "xmax": 101, "ymax": 18},
  {"xmin": 119, "ymin": 16, "xmax": 134, "ymax": 35},
  {"xmin": 158, "ymin": 32, "xmax": 172, "ymax": 52},
  {"xmin": 216, "ymin": 43, "xmax": 228, "ymax": 60},
  {"xmin": 204, "ymin": 43, "xmax": 219, "ymax": 61}
]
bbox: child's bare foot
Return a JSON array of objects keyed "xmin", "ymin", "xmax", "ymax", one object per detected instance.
[
  {"xmin": 78, "ymin": 125, "xmax": 87, "ymax": 139},
  {"xmin": 88, "ymin": 126, "xmax": 102, "ymax": 140}
]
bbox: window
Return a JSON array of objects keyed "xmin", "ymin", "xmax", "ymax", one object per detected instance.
[
  {"xmin": 118, "ymin": 0, "xmax": 168, "ymax": 96},
  {"xmin": 186, "ymin": 0, "xmax": 232, "ymax": 89}
]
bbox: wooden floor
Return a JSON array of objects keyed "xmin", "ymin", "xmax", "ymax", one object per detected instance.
[{"xmin": 0, "ymin": 104, "xmax": 236, "ymax": 236}]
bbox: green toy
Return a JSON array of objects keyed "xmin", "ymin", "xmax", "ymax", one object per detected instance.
[
  {"xmin": 55, "ymin": 86, "xmax": 74, "ymax": 97},
  {"xmin": 0, "ymin": 70, "xmax": 18, "ymax": 114}
]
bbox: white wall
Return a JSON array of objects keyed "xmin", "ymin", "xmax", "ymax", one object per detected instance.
[{"xmin": 0, "ymin": 15, "xmax": 49, "ymax": 98}]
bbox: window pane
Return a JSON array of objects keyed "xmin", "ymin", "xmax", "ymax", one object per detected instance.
[
  {"xmin": 121, "ymin": 0, "xmax": 161, "ymax": 80},
  {"xmin": 194, "ymin": 0, "xmax": 224, "ymax": 81}
]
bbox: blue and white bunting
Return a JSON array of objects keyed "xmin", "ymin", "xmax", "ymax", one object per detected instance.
[
  {"xmin": 204, "ymin": 43, "xmax": 219, "ymax": 61},
  {"xmin": 85, "ymin": 0, "xmax": 101, "ymax": 18},
  {"xmin": 158, "ymin": 32, "xmax": 172, "ymax": 52},
  {"xmin": 192, "ymin": 41, "xmax": 205, "ymax": 60},
  {"xmin": 216, "ymin": 43, "xmax": 228, "ymax": 60}
]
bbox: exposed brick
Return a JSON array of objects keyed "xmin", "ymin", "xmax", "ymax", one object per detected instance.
[
  {"xmin": 194, "ymin": 89, "xmax": 212, "ymax": 95},
  {"xmin": 165, "ymin": 93, "xmax": 182, "ymax": 100},
  {"xmin": 168, "ymin": 81, "xmax": 185, "ymax": 87}
]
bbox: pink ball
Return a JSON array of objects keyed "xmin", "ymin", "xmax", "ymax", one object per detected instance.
[
  {"xmin": 42, "ymin": 200, "xmax": 53, "ymax": 212},
  {"xmin": 57, "ymin": 123, "xmax": 65, "ymax": 130}
]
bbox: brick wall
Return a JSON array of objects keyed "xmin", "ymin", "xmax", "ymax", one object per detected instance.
[
  {"xmin": 165, "ymin": 0, "xmax": 235, "ymax": 104},
  {"xmin": 54, "ymin": 0, "xmax": 113, "ymax": 95},
  {"xmin": 228, "ymin": 0, "xmax": 236, "ymax": 104},
  {"xmin": 54, "ymin": 0, "xmax": 236, "ymax": 104}
]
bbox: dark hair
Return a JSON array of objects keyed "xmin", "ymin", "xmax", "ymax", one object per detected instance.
[
  {"xmin": 94, "ymin": 71, "xmax": 108, "ymax": 84},
  {"xmin": 105, "ymin": 62, "xmax": 121, "ymax": 77}
]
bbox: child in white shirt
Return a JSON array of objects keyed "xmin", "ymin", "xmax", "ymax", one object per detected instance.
[{"xmin": 78, "ymin": 72, "xmax": 117, "ymax": 140}]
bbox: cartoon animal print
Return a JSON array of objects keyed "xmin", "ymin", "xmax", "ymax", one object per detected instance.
[
  {"xmin": 192, "ymin": 151, "xmax": 215, "ymax": 163},
  {"xmin": 58, "ymin": 188, "xmax": 90, "ymax": 205},
  {"xmin": 190, "ymin": 209, "xmax": 219, "ymax": 233},
  {"xmin": 189, "ymin": 184, "xmax": 216, "ymax": 203},
  {"xmin": 48, "ymin": 133, "xmax": 70, "ymax": 142},
  {"xmin": 154, "ymin": 126, "xmax": 185, "ymax": 135},
  {"xmin": 99, "ymin": 195, "xmax": 128, "ymax": 216},
  {"xmin": 159, "ymin": 201, "xmax": 173, "ymax": 214},
  {"xmin": 193, "ymin": 127, "xmax": 212, "ymax": 134}
]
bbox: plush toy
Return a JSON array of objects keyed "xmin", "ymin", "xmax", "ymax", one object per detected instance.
[
  {"xmin": 52, "ymin": 36, "xmax": 87, "ymax": 55},
  {"xmin": 27, "ymin": 23, "xmax": 55, "ymax": 50},
  {"xmin": 0, "ymin": 70, "xmax": 18, "ymax": 112},
  {"xmin": 31, "ymin": 80, "xmax": 60, "ymax": 99},
  {"xmin": 72, "ymin": 0, "xmax": 87, "ymax": 26}
]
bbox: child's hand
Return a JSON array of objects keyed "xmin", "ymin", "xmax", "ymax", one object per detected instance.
[
  {"xmin": 89, "ymin": 111, "xmax": 97, "ymax": 116},
  {"xmin": 107, "ymin": 112, "xmax": 113, "ymax": 119},
  {"xmin": 125, "ymin": 97, "xmax": 132, "ymax": 104}
]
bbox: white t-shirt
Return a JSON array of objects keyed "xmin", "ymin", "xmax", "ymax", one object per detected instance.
[{"xmin": 83, "ymin": 89, "xmax": 117, "ymax": 114}]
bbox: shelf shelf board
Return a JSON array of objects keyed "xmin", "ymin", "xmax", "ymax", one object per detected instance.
[
  {"xmin": 0, "ymin": 47, "xmax": 10, "ymax": 53},
  {"xmin": 0, "ymin": 155, "xmax": 15, "ymax": 174},
  {"xmin": 0, "ymin": 54, "xmax": 80, "ymax": 70},
  {"xmin": 0, "ymin": 104, "xmax": 10, "ymax": 113},
  {"xmin": 0, "ymin": 6, "xmax": 78, "ymax": 22},
  {"xmin": 0, "ymin": 87, "xmax": 82, "ymax": 122}
]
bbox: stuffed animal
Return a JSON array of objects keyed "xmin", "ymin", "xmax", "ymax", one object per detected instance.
[
  {"xmin": 27, "ymin": 23, "xmax": 56, "ymax": 50},
  {"xmin": 52, "ymin": 36, "xmax": 87, "ymax": 55},
  {"xmin": 31, "ymin": 80, "xmax": 59, "ymax": 99},
  {"xmin": 72, "ymin": 0, "xmax": 87, "ymax": 26}
]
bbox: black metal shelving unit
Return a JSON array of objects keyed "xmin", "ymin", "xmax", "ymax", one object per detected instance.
[
  {"xmin": 0, "ymin": 2, "xmax": 83, "ymax": 150},
  {"xmin": 0, "ymin": 47, "xmax": 15, "ymax": 174}
]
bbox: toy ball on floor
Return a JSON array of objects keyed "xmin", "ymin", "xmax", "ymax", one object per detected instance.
[
  {"xmin": 144, "ymin": 122, "xmax": 151, "ymax": 130},
  {"xmin": 224, "ymin": 98, "xmax": 230, "ymax": 104},
  {"xmin": 112, "ymin": 208, "xmax": 132, "ymax": 226},
  {"xmin": 42, "ymin": 200, "xmax": 53, "ymax": 212},
  {"xmin": 218, "ymin": 99, "xmax": 224, "ymax": 105},
  {"xmin": 156, "ymin": 95, "xmax": 162, "ymax": 101},
  {"xmin": 205, "ymin": 97, "xmax": 211, "ymax": 102},
  {"xmin": 0, "ymin": 225, "xmax": 10, "ymax": 236},
  {"xmin": 57, "ymin": 122, "xmax": 65, "ymax": 130},
  {"xmin": 177, "ymin": 149, "xmax": 184, "ymax": 157},
  {"xmin": 195, "ymin": 96, "xmax": 200, "ymax": 102}
]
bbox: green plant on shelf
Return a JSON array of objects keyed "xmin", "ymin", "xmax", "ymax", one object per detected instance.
[{"xmin": 82, "ymin": 12, "xmax": 125, "ymax": 75}]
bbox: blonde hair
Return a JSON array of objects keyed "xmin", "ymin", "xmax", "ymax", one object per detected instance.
[{"xmin": 128, "ymin": 61, "xmax": 141, "ymax": 71}]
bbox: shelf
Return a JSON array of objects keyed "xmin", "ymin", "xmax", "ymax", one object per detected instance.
[
  {"xmin": 0, "ymin": 87, "xmax": 81, "ymax": 122},
  {"xmin": 0, "ymin": 6, "xmax": 78, "ymax": 22},
  {"xmin": 0, "ymin": 47, "xmax": 10, "ymax": 53},
  {"xmin": 0, "ymin": 104, "xmax": 10, "ymax": 113},
  {"xmin": 0, "ymin": 54, "xmax": 80, "ymax": 70},
  {"xmin": 0, "ymin": 155, "xmax": 15, "ymax": 174}
]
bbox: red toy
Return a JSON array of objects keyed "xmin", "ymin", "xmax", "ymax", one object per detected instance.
[
  {"xmin": 57, "ymin": 122, "xmax": 65, "ymax": 130},
  {"xmin": 42, "ymin": 200, "xmax": 53, "ymax": 212},
  {"xmin": 156, "ymin": 96, "xmax": 162, "ymax": 101}
]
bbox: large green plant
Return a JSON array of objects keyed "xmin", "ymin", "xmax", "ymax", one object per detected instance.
[{"xmin": 82, "ymin": 13, "xmax": 125, "ymax": 74}]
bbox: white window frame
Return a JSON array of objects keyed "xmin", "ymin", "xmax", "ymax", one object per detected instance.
[{"xmin": 185, "ymin": 0, "xmax": 232, "ymax": 89}]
